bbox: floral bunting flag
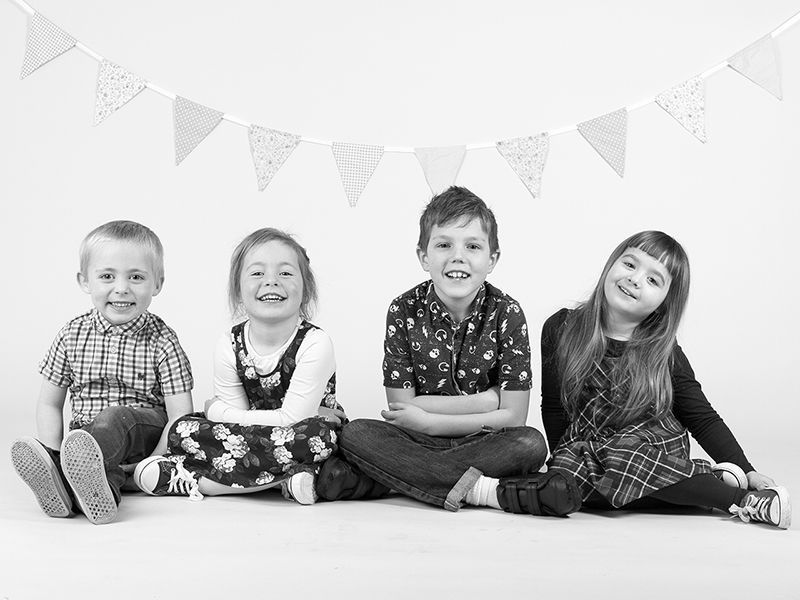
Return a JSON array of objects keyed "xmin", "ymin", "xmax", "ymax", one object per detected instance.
[
  {"xmin": 577, "ymin": 108, "xmax": 627, "ymax": 177},
  {"xmin": 20, "ymin": 13, "xmax": 76, "ymax": 79},
  {"xmin": 93, "ymin": 60, "xmax": 147, "ymax": 126},
  {"xmin": 174, "ymin": 96, "xmax": 224, "ymax": 165},
  {"xmin": 248, "ymin": 125, "xmax": 301, "ymax": 191},
  {"xmin": 414, "ymin": 145, "xmax": 466, "ymax": 195},
  {"xmin": 495, "ymin": 133, "xmax": 549, "ymax": 199},
  {"xmin": 332, "ymin": 142, "xmax": 384, "ymax": 207},
  {"xmin": 728, "ymin": 35, "xmax": 782, "ymax": 99},
  {"xmin": 655, "ymin": 77, "xmax": 706, "ymax": 142}
]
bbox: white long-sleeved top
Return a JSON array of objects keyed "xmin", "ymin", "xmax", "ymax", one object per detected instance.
[{"xmin": 205, "ymin": 321, "xmax": 336, "ymax": 427}]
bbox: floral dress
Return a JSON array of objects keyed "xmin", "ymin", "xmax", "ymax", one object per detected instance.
[{"xmin": 166, "ymin": 321, "xmax": 344, "ymax": 487}]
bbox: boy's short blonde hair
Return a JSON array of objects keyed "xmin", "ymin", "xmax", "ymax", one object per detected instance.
[{"xmin": 79, "ymin": 220, "xmax": 165, "ymax": 281}]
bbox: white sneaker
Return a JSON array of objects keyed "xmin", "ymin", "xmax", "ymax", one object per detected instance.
[
  {"xmin": 712, "ymin": 462, "xmax": 748, "ymax": 489},
  {"xmin": 281, "ymin": 471, "xmax": 318, "ymax": 505}
]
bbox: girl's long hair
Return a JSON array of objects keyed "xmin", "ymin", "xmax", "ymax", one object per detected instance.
[{"xmin": 557, "ymin": 231, "xmax": 691, "ymax": 429}]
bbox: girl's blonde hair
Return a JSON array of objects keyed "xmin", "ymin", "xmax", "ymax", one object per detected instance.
[
  {"xmin": 557, "ymin": 231, "xmax": 691, "ymax": 429},
  {"xmin": 228, "ymin": 228, "xmax": 318, "ymax": 321}
]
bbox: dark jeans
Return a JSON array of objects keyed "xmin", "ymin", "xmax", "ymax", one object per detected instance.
[
  {"xmin": 339, "ymin": 419, "xmax": 547, "ymax": 511},
  {"xmin": 72, "ymin": 405, "xmax": 167, "ymax": 503}
]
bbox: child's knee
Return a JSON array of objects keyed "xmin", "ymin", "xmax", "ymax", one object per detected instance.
[
  {"xmin": 514, "ymin": 427, "xmax": 547, "ymax": 470},
  {"xmin": 339, "ymin": 418, "xmax": 384, "ymax": 452}
]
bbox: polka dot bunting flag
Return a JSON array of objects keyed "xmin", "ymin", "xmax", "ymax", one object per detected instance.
[
  {"xmin": 577, "ymin": 108, "xmax": 627, "ymax": 178},
  {"xmin": 331, "ymin": 142, "xmax": 384, "ymax": 207},
  {"xmin": 20, "ymin": 13, "xmax": 76, "ymax": 79},
  {"xmin": 728, "ymin": 35, "xmax": 782, "ymax": 100},
  {"xmin": 174, "ymin": 96, "xmax": 224, "ymax": 165},
  {"xmin": 414, "ymin": 146, "xmax": 466, "ymax": 195}
]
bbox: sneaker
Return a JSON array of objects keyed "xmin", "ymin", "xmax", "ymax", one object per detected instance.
[
  {"xmin": 281, "ymin": 472, "xmax": 318, "ymax": 505},
  {"xmin": 133, "ymin": 456, "xmax": 203, "ymax": 501},
  {"xmin": 315, "ymin": 455, "xmax": 390, "ymax": 501},
  {"xmin": 11, "ymin": 437, "xmax": 73, "ymax": 518},
  {"xmin": 496, "ymin": 471, "xmax": 582, "ymax": 517},
  {"xmin": 712, "ymin": 462, "xmax": 748, "ymax": 489},
  {"xmin": 60, "ymin": 430, "xmax": 117, "ymax": 525},
  {"xmin": 729, "ymin": 486, "xmax": 791, "ymax": 529}
]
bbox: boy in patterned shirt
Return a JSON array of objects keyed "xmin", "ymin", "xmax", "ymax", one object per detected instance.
[
  {"xmin": 11, "ymin": 220, "xmax": 194, "ymax": 525},
  {"xmin": 316, "ymin": 187, "xmax": 581, "ymax": 517}
]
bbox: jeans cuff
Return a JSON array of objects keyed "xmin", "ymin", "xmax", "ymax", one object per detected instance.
[{"xmin": 444, "ymin": 466, "xmax": 483, "ymax": 512}]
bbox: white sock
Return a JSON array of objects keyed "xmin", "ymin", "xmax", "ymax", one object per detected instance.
[{"xmin": 465, "ymin": 476, "xmax": 501, "ymax": 510}]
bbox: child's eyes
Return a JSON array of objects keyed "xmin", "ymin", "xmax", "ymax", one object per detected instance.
[
  {"xmin": 467, "ymin": 244, "xmax": 482, "ymax": 251},
  {"xmin": 436, "ymin": 242, "xmax": 450, "ymax": 249},
  {"xmin": 280, "ymin": 271, "xmax": 294, "ymax": 277},
  {"xmin": 250, "ymin": 271, "xmax": 264, "ymax": 277},
  {"xmin": 130, "ymin": 274, "xmax": 145, "ymax": 281},
  {"xmin": 622, "ymin": 261, "xmax": 635, "ymax": 269},
  {"xmin": 647, "ymin": 277, "xmax": 660, "ymax": 287},
  {"xmin": 98, "ymin": 273, "xmax": 114, "ymax": 280}
]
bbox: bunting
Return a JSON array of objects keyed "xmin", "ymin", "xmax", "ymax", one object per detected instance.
[
  {"xmin": 20, "ymin": 13, "xmax": 75, "ymax": 79},
  {"xmin": 414, "ymin": 146, "xmax": 466, "ymax": 195},
  {"xmin": 577, "ymin": 109, "xmax": 628, "ymax": 177},
  {"xmin": 728, "ymin": 35, "xmax": 782, "ymax": 99},
  {"xmin": 93, "ymin": 60, "xmax": 147, "ymax": 126},
  {"xmin": 495, "ymin": 133, "xmax": 549, "ymax": 199},
  {"xmin": 332, "ymin": 142, "xmax": 384, "ymax": 207},
  {"xmin": 174, "ymin": 96, "xmax": 224, "ymax": 165},
  {"xmin": 655, "ymin": 77, "xmax": 706, "ymax": 142},
  {"xmin": 248, "ymin": 125, "xmax": 301, "ymax": 191}
]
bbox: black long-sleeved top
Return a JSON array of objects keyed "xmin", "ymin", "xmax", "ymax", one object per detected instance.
[{"xmin": 540, "ymin": 308, "xmax": 754, "ymax": 473}]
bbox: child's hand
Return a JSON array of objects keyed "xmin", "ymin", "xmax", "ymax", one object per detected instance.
[
  {"xmin": 318, "ymin": 406, "xmax": 346, "ymax": 425},
  {"xmin": 746, "ymin": 471, "xmax": 776, "ymax": 491},
  {"xmin": 204, "ymin": 397, "xmax": 221, "ymax": 414},
  {"xmin": 381, "ymin": 402, "xmax": 431, "ymax": 433}
]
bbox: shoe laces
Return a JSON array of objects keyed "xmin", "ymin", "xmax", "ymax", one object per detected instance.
[
  {"xmin": 729, "ymin": 491, "xmax": 774, "ymax": 525},
  {"xmin": 168, "ymin": 461, "xmax": 204, "ymax": 502}
]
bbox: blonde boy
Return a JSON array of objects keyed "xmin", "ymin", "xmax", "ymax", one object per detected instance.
[{"xmin": 11, "ymin": 220, "xmax": 193, "ymax": 524}]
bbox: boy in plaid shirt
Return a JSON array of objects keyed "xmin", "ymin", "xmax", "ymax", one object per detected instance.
[{"xmin": 11, "ymin": 220, "xmax": 194, "ymax": 525}]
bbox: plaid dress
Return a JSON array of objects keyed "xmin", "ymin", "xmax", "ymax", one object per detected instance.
[
  {"xmin": 166, "ymin": 321, "xmax": 344, "ymax": 487},
  {"xmin": 549, "ymin": 342, "xmax": 712, "ymax": 508}
]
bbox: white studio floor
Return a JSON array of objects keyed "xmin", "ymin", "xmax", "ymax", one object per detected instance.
[{"xmin": 1, "ymin": 425, "xmax": 798, "ymax": 600}]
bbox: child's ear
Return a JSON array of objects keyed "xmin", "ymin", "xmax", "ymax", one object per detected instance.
[
  {"xmin": 152, "ymin": 276, "xmax": 165, "ymax": 297},
  {"xmin": 416, "ymin": 248, "xmax": 430, "ymax": 272},
  {"xmin": 76, "ymin": 271, "xmax": 90, "ymax": 294},
  {"xmin": 486, "ymin": 250, "xmax": 501, "ymax": 274}
]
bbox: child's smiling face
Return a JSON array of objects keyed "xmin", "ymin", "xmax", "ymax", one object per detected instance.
[
  {"xmin": 239, "ymin": 240, "xmax": 304, "ymax": 326},
  {"xmin": 603, "ymin": 247, "xmax": 671, "ymax": 326},
  {"xmin": 78, "ymin": 241, "xmax": 163, "ymax": 326},
  {"xmin": 417, "ymin": 217, "xmax": 499, "ymax": 321}
]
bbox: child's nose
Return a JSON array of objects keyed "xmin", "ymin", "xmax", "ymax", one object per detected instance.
[{"xmin": 114, "ymin": 279, "xmax": 130, "ymax": 293}]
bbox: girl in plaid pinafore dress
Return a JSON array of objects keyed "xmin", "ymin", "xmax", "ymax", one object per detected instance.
[
  {"xmin": 134, "ymin": 228, "xmax": 346, "ymax": 505},
  {"xmin": 541, "ymin": 231, "xmax": 790, "ymax": 528}
]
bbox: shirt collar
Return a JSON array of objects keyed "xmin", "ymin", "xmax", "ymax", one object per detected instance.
[
  {"xmin": 425, "ymin": 280, "xmax": 487, "ymax": 325},
  {"xmin": 91, "ymin": 309, "xmax": 148, "ymax": 336}
]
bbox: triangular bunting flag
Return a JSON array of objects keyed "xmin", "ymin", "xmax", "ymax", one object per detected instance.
[
  {"xmin": 174, "ymin": 96, "xmax": 224, "ymax": 165},
  {"xmin": 249, "ymin": 125, "xmax": 301, "ymax": 191},
  {"xmin": 93, "ymin": 60, "xmax": 147, "ymax": 126},
  {"xmin": 577, "ymin": 108, "xmax": 627, "ymax": 177},
  {"xmin": 331, "ymin": 142, "xmax": 384, "ymax": 207},
  {"xmin": 414, "ymin": 146, "xmax": 466, "ymax": 195},
  {"xmin": 655, "ymin": 77, "xmax": 706, "ymax": 143},
  {"xmin": 728, "ymin": 35, "xmax": 782, "ymax": 99},
  {"xmin": 20, "ymin": 13, "xmax": 76, "ymax": 79},
  {"xmin": 495, "ymin": 133, "xmax": 549, "ymax": 199}
]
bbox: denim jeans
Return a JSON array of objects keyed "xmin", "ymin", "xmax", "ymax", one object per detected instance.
[
  {"xmin": 75, "ymin": 405, "xmax": 167, "ymax": 503},
  {"xmin": 339, "ymin": 419, "xmax": 547, "ymax": 511}
]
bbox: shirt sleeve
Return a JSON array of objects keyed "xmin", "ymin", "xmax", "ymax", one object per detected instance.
[
  {"xmin": 209, "ymin": 329, "xmax": 336, "ymax": 427},
  {"xmin": 540, "ymin": 309, "xmax": 570, "ymax": 452},
  {"xmin": 670, "ymin": 344, "xmax": 754, "ymax": 473},
  {"xmin": 382, "ymin": 298, "xmax": 416, "ymax": 389},
  {"xmin": 38, "ymin": 325, "xmax": 72, "ymax": 388},
  {"xmin": 496, "ymin": 301, "xmax": 533, "ymax": 391},
  {"xmin": 154, "ymin": 329, "xmax": 194, "ymax": 397}
]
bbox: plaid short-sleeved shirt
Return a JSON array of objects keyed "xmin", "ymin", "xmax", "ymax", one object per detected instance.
[
  {"xmin": 383, "ymin": 280, "xmax": 532, "ymax": 395},
  {"xmin": 39, "ymin": 309, "xmax": 194, "ymax": 428}
]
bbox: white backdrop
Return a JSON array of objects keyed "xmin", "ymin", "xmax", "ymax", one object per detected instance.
[{"xmin": 1, "ymin": 0, "xmax": 798, "ymax": 481}]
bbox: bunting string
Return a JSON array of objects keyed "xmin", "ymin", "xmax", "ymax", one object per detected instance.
[{"xmin": 7, "ymin": 0, "xmax": 800, "ymax": 203}]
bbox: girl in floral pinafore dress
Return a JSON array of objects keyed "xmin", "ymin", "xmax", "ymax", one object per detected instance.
[
  {"xmin": 541, "ymin": 231, "xmax": 790, "ymax": 529},
  {"xmin": 134, "ymin": 228, "xmax": 345, "ymax": 505}
]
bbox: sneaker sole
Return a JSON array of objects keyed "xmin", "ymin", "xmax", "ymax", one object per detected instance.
[
  {"xmin": 11, "ymin": 437, "xmax": 73, "ymax": 518},
  {"xmin": 61, "ymin": 431, "xmax": 117, "ymax": 525},
  {"xmin": 286, "ymin": 472, "xmax": 318, "ymax": 505},
  {"xmin": 770, "ymin": 486, "xmax": 792, "ymax": 530},
  {"xmin": 712, "ymin": 462, "xmax": 748, "ymax": 489}
]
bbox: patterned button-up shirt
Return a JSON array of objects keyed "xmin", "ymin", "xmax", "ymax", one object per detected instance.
[
  {"xmin": 39, "ymin": 309, "xmax": 194, "ymax": 427},
  {"xmin": 383, "ymin": 280, "xmax": 531, "ymax": 395}
]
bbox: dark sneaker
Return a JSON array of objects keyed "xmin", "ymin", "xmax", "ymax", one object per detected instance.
[
  {"xmin": 133, "ymin": 456, "xmax": 203, "ymax": 501},
  {"xmin": 280, "ymin": 472, "xmax": 318, "ymax": 505},
  {"xmin": 60, "ymin": 430, "xmax": 117, "ymax": 525},
  {"xmin": 496, "ymin": 471, "xmax": 582, "ymax": 517},
  {"xmin": 11, "ymin": 437, "xmax": 73, "ymax": 518},
  {"xmin": 729, "ymin": 486, "xmax": 791, "ymax": 529},
  {"xmin": 315, "ymin": 455, "xmax": 390, "ymax": 501}
]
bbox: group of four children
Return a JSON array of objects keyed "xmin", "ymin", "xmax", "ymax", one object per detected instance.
[{"xmin": 11, "ymin": 186, "xmax": 791, "ymax": 529}]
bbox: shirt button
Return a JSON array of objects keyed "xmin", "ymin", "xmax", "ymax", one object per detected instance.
[{"xmin": 109, "ymin": 345, "xmax": 118, "ymax": 355}]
